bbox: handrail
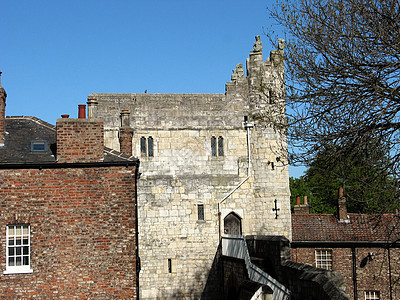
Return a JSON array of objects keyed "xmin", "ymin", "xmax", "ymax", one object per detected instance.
[{"xmin": 222, "ymin": 235, "xmax": 291, "ymax": 300}]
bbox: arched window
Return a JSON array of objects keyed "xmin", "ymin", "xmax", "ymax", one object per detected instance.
[
  {"xmin": 218, "ymin": 136, "xmax": 224, "ymax": 156},
  {"xmin": 224, "ymin": 212, "xmax": 242, "ymax": 235},
  {"xmin": 211, "ymin": 136, "xmax": 217, "ymax": 156},
  {"xmin": 211, "ymin": 136, "xmax": 224, "ymax": 157},
  {"xmin": 140, "ymin": 136, "xmax": 154, "ymax": 157},
  {"xmin": 148, "ymin": 136, "xmax": 154, "ymax": 157},
  {"xmin": 140, "ymin": 137, "xmax": 147, "ymax": 156}
]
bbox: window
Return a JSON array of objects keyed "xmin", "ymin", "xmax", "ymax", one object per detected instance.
[
  {"xmin": 315, "ymin": 249, "xmax": 332, "ymax": 270},
  {"xmin": 218, "ymin": 137, "xmax": 224, "ymax": 156},
  {"xmin": 168, "ymin": 258, "xmax": 172, "ymax": 273},
  {"xmin": 31, "ymin": 140, "xmax": 47, "ymax": 152},
  {"xmin": 5, "ymin": 224, "xmax": 33, "ymax": 274},
  {"xmin": 197, "ymin": 204, "xmax": 204, "ymax": 221},
  {"xmin": 140, "ymin": 136, "xmax": 154, "ymax": 157},
  {"xmin": 365, "ymin": 291, "xmax": 380, "ymax": 300},
  {"xmin": 211, "ymin": 137, "xmax": 217, "ymax": 156},
  {"xmin": 268, "ymin": 90, "xmax": 273, "ymax": 104},
  {"xmin": 211, "ymin": 136, "xmax": 224, "ymax": 157}
]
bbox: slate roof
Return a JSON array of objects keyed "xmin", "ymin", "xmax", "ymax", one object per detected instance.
[
  {"xmin": 292, "ymin": 213, "xmax": 400, "ymax": 243},
  {"xmin": 0, "ymin": 116, "xmax": 137, "ymax": 164}
]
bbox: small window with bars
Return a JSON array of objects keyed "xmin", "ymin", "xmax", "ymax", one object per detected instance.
[
  {"xmin": 365, "ymin": 291, "xmax": 380, "ymax": 300},
  {"xmin": 5, "ymin": 224, "xmax": 33, "ymax": 274},
  {"xmin": 211, "ymin": 136, "xmax": 224, "ymax": 157},
  {"xmin": 198, "ymin": 204, "xmax": 204, "ymax": 221},
  {"xmin": 140, "ymin": 136, "xmax": 154, "ymax": 157},
  {"xmin": 315, "ymin": 249, "xmax": 332, "ymax": 270}
]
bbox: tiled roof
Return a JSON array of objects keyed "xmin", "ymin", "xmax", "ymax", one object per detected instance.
[
  {"xmin": 0, "ymin": 116, "xmax": 137, "ymax": 164},
  {"xmin": 0, "ymin": 117, "xmax": 57, "ymax": 163},
  {"xmin": 292, "ymin": 213, "xmax": 400, "ymax": 243}
]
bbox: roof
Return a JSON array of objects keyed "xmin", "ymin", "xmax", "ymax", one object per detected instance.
[
  {"xmin": 292, "ymin": 213, "xmax": 400, "ymax": 243},
  {"xmin": 0, "ymin": 116, "xmax": 137, "ymax": 165}
]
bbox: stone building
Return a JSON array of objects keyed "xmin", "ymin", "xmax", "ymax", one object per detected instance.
[
  {"xmin": 292, "ymin": 190, "xmax": 400, "ymax": 300},
  {"xmin": 0, "ymin": 80, "xmax": 139, "ymax": 298},
  {"xmin": 87, "ymin": 36, "xmax": 291, "ymax": 298}
]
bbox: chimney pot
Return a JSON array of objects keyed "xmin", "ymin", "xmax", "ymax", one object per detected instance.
[
  {"xmin": 120, "ymin": 109, "xmax": 131, "ymax": 127},
  {"xmin": 339, "ymin": 187, "xmax": 344, "ymax": 198},
  {"xmin": 61, "ymin": 114, "xmax": 69, "ymax": 118},
  {"xmin": 303, "ymin": 195, "xmax": 308, "ymax": 205},
  {"xmin": 296, "ymin": 195, "xmax": 301, "ymax": 206},
  {"xmin": 78, "ymin": 104, "xmax": 86, "ymax": 119},
  {"xmin": 338, "ymin": 187, "xmax": 348, "ymax": 221}
]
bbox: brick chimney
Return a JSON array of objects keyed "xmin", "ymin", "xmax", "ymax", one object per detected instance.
[
  {"xmin": 293, "ymin": 195, "xmax": 311, "ymax": 214},
  {"xmin": 119, "ymin": 109, "xmax": 133, "ymax": 156},
  {"xmin": 56, "ymin": 105, "xmax": 104, "ymax": 163},
  {"xmin": 338, "ymin": 187, "xmax": 349, "ymax": 222},
  {"xmin": 0, "ymin": 72, "xmax": 7, "ymax": 146}
]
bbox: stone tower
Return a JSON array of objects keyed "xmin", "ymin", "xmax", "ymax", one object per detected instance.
[{"xmin": 87, "ymin": 36, "xmax": 290, "ymax": 299}]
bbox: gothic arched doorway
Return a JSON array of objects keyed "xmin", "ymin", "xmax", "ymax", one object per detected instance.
[{"xmin": 224, "ymin": 212, "xmax": 242, "ymax": 235}]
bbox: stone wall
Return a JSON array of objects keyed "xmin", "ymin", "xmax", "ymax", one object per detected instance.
[
  {"xmin": 0, "ymin": 165, "xmax": 137, "ymax": 299},
  {"xmin": 88, "ymin": 37, "xmax": 291, "ymax": 299}
]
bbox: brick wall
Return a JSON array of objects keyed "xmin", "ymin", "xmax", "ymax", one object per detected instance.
[
  {"xmin": 56, "ymin": 118, "xmax": 104, "ymax": 163},
  {"xmin": 0, "ymin": 165, "xmax": 137, "ymax": 298},
  {"xmin": 291, "ymin": 247, "xmax": 400, "ymax": 300},
  {"xmin": 119, "ymin": 127, "xmax": 134, "ymax": 156}
]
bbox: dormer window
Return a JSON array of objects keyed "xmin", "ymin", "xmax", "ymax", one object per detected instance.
[{"xmin": 31, "ymin": 140, "xmax": 47, "ymax": 152}]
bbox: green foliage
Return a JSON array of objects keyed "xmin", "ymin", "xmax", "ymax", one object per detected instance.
[{"xmin": 290, "ymin": 141, "xmax": 399, "ymax": 214}]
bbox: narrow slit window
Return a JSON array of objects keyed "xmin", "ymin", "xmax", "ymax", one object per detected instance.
[
  {"xmin": 198, "ymin": 204, "xmax": 204, "ymax": 221},
  {"xmin": 148, "ymin": 136, "xmax": 154, "ymax": 157},
  {"xmin": 211, "ymin": 136, "xmax": 217, "ymax": 157},
  {"xmin": 140, "ymin": 137, "xmax": 147, "ymax": 156},
  {"xmin": 168, "ymin": 259, "xmax": 172, "ymax": 273},
  {"xmin": 268, "ymin": 90, "xmax": 273, "ymax": 104},
  {"xmin": 218, "ymin": 136, "xmax": 224, "ymax": 156}
]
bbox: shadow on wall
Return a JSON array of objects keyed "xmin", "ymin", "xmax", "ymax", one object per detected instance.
[
  {"xmin": 153, "ymin": 256, "xmax": 219, "ymax": 300},
  {"xmin": 201, "ymin": 244, "xmax": 224, "ymax": 300}
]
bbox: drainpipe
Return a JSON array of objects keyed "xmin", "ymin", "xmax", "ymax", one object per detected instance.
[
  {"xmin": 351, "ymin": 247, "xmax": 357, "ymax": 300},
  {"xmin": 388, "ymin": 247, "xmax": 392, "ymax": 300},
  {"xmin": 218, "ymin": 119, "xmax": 254, "ymax": 239}
]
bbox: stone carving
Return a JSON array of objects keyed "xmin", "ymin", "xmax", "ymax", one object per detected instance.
[
  {"xmin": 236, "ymin": 63, "xmax": 245, "ymax": 78},
  {"xmin": 253, "ymin": 35, "xmax": 263, "ymax": 52},
  {"xmin": 231, "ymin": 63, "xmax": 245, "ymax": 81},
  {"xmin": 231, "ymin": 69, "xmax": 238, "ymax": 81},
  {"xmin": 271, "ymin": 39, "xmax": 285, "ymax": 66},
  {"xmin": 278, "ymin": 38, "xmax": 285, "ymax": 51}
]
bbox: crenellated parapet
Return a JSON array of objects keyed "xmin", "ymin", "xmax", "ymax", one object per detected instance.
[{"xmin": 226, "ymin": 36, "xmax": 286, "ymax": 128}]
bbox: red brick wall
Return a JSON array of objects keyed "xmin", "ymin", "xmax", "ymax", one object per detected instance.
[
  {"xmin": 56, "ymin": 118, "xmax": 104, "ymax": 163},
  {"xmin": 119, "ymin": 127, "xmax": 133, "ymax": 157},
  {"xmin": 291, "ymin": 247, "xmax": 400, "ymax": 300},
  {"xmin": 0, "ymin": 165, "xmax": 137, "ymax": 298}
]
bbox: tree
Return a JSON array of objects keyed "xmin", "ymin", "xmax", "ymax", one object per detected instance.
[
  {"xmin": 268, "ymin": 0, "xmax": 400, "ymax": 209},
  {"xmin": 292, "ymin": 141, "xmax": 398, "ymax": 214}
]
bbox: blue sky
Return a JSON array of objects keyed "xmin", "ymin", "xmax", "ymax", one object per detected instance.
[{"xmin": 0, "ymin": 0, "xmax": 305, "ymax": 177}]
